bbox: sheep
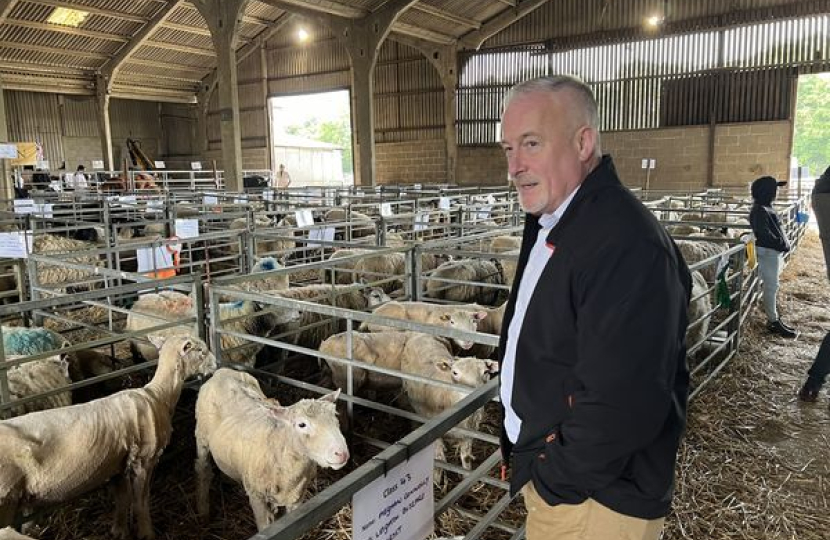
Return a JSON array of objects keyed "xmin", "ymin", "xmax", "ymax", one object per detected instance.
[
  {"xmin": 487, "ymin": 235, "xmax": 521, "ymax": 253},
  {"xmin": 352, "ymin": 252, "xmax": 407, "ymax": 293},
  {"xmin": 352, "ymin": 232, "xmax": 406, "ymax": 247},
  {"xmin": 324, "ymin": 208, "xmax": 376, "ymax": 238},
  {"xmin": 1, "ymin": 326, "xmax": 68, "ymax": 357},
  {"xmin": 400, "ymin": 333, "xmax": 498, "ymax": 472},
  {"xmin": 266, "ymin": 284, "xmax": 389, "ymax": 350},
  {"xmin": 195, "ymin": 368, "xmax": 348, "ymax": 530},
  {"xmin": 318, "ymin": 331, "xmax": 416, "ymax": 394},
  {"xmin": 675, "ymin": 239, "xmax": 727, "ymax": 282},
  {"xmin": 65, "ymin": 349, "xmax": 126, "ymax": 404},
  {"xmin": 667, "ymin": 223, "xmax": 700, "ymax": 237},
  {"xmin": 426, "ymin": 259, "xmax": 507, "ymax": 306},
  {"xmin": 686, "ymin": 270, "xmax": 712, "ymax": 350},
  {"xmin": 230, "ymin": 213, "xmax": 272, "ymax": 231},
  {"xmin": 320, "ymin": 248, "xmax": 371, "ymax": 285},
  {"xmin": 125, "ymin": 291, "xmax": 299, "ymax": 367},
  {"xmin": 3, "ymin": 354, "xmax": 71, "ymax": 416},
  {"xmin": 219, "ymin": 257, "xmax": 289, "ymax": 301},
  {"xmin": 0, "ymin": 336, "xmax": 217, "ymax": 540},
  {"xmin": 0, "ymin": 527, "xmax": 35, "ymax": 539},
  {"xmin": 30, "ymin": 234, "xmax": 101, "ymax": 291},
  {"xmin": 322, "ymin": 249, "xmax": 439, "ymax": 290},
  {"xmin": 360, "ymin": 301, "xmax": 486, "ymax": 351}
]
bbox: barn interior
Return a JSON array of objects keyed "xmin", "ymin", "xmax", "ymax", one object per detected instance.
[{"xmin": 0, "ymin": 1, "xmax": 829, "ymax": 540}]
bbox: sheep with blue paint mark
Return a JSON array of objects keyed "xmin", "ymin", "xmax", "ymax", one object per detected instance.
[
  {"xmin": 224, "ymin": 257, "xmax": 289, "ymax": 297},
  {"xmin": 2, "ymin": 326, "xmax": 68, "ymax": 357}
]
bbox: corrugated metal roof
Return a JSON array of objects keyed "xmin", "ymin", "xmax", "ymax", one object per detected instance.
[{"xmin": 0, "ymin": 0, "xmax": 825, "ymax": 104}]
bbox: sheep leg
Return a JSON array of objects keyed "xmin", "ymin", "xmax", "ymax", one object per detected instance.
[
  {"xmin": 131, "ymin": 460, "xmax": 157, "ymax": 540},
  {"xmin": 248, "ymin": 492, "xmax": 275, "ymax": 531},
  {"xmin": 459, "ymin": 437, "xmax": 474, "ymax": 470},
  {"xmin": 433, "ymin": 438, "xmax": 447, "ymax": 486},
  {"xmin": 194, "ymin": 438, "xmax": 214, "ymax": 521},
  {"xmin": 110, "ymin": 475, "xmax": 131, "ymax": 540}
]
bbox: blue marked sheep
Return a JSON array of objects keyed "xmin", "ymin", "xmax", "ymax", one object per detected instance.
[{"xmin": 2, "ymin": 326, "xmax": 68, "ymax": 357}]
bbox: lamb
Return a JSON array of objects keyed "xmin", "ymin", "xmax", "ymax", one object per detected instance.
[
  {"xmin": 195, "ymin": 368, "xmax": 348, "ymax": 530},
  {"xmin": 426, "ymin": 259, "xmax": 507, "ymax": 306},
  {"xmin": 266, "ymin": 284, "xmax": 389, "ymax": 350},
  {"xmin": 352, "ymin": 232, "xmax": 406, "ymax": 247},
  {"xmin": 323, "ymin": 249, "xmax": 439, "ymax": 290},
  {"xmin": 1, "ymin": 326, "xmax": 68, "ymax": 356},
  {"xmin": 0, "ymin": 336, "xmax": 217, "ymax": 540},
  {"xmin": 360, "ymin": 301, "xmax": 486, "ymax": 351},
  {"xmin": 219, "ymin": 257, "xmax": 290, "ymax": 301},
  {"xmin": 324, "ymin": 207, "xmax": 376, "ymax": 238},
  {"xmin": 686, "ymin": 270, "xmax": 712, "ymax": 350},
  {"xmin": 352, "ymin": 251, "xmax": 407, "ymax": 293},
  {"xmin": 675, "ymin": 239, "xmax": 727, "ymax": 282},
  {"xmin": 400, "ymin": 333, "xmax": 498, "ymax": 471},
  {"xmin": 3, "ymin": 354, "xmax": 71, "ymax": 416},
  {"xmin": 318, "ymin": 331, "xmax": 416, "ymax": 394},
  {"xmin": 125, "ymin": 291, "xmax": 298, "ymax": 367}
]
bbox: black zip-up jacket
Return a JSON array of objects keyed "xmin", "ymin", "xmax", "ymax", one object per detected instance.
[
  {"xmin": 498, "ymin": 155, "xmax": 692, "ymax": 520},
  {"xmin": 749, "ymin": 205, "xmax": 790, "ymax": 253}
]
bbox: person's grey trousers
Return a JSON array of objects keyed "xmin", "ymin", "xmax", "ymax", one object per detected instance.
[{"xmin": 813, "ymin": 192, "xmax": 830, "ymax": 282}]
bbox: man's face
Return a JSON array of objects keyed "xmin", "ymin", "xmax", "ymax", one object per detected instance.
[{"xmin": 500, "ymin": 90, "xmax": 593, "ymax": 216}]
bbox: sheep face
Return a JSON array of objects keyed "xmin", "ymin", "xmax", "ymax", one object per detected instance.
[
  {"xmin": 363, "ymin": 287, "xmax": 390, "ymax": 307},
  {"xmin": 156, "ymin": 336, "xmax": 217, "ymax": 380},
  {"xmin": 270, "ymin": 390, "xmax": 349, "ymax": 470},
  {"xmin": 447, "ymin": 357, "xmax": 500, "ymax": 387},
  {"xmin": 250, "ymin": 302, "xmax": 301, "ymax": 336},
  {"xmin": 439, "ymin": 311, "xmax": 486, "ymax": 350}
]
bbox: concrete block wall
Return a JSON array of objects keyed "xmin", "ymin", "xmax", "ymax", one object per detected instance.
[
  {"xmin": 457, "ymin": 146, "xmax": 508, "ymax": 186},
  {"xmin": 375, "ymin": 139, "xmax": 446, "ymax": 185},
  {"xmin": 712, "ymin": 121, "xmax": 790, "ymax": 188}
]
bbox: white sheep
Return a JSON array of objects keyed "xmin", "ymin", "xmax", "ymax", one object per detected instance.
[
  {"xmin": 0, "ymin": 336, "xmax": 217, "ymax": 540},
  {"xmin": 426, "ymin": 259, "xmax": 507, "ymax": 306},
  {"xmin": 360, "ymin": 301, "xmax": 486, "ymax": 351},
  {"xmin": 31, "ymin": 234, "xmax": 101, "ymax": 291},
  {"xmin": 3, "ymin": 354, "xmax": 71, "ymax": 416},
  {"xmin": 218, "ymin": 257, "xmax": 290, "ymax": 301},
  {"xmin": 0, "ymin": 527, "xmax": 35, "ymax": 539},
  {"xmin": 195, "ymin": 368, "xmax": 348, "ymax": 530},
  {"xmin": 400, "ymin": 333, "xmax": 498, "ymax": 472},
  {"xmin": 686, "ymin": 270, "xmax": 712, "ymax": 350},
  {"xmin": 324, "ymin": 207, "xmax": 376, "ymax": 238},
  {"xmin": 125, "ymin": 291, "xmax": 299, "ymax": 367},
  {"xmin": 265, "ymin": 284, "xmax": 389, "ymax": 350},
  {"xmin": 1, "ymin": 326, "xmax": 68, "ymax": 357},
  {"xmin": 487, "ymin": 235, "xmax": 521, "ymax": 253},
  {"xmin": 675, "ymin": 239, "xmax": 727, "ymax": 282},
  {"xmin": 318, "ymin": 331, "xmax": 416, "ymax": 394}
]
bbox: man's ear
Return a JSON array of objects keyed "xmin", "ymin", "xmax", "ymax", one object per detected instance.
[{"xmin": 576, "ymin": 126, "xmax": 597, "ymax": 162}]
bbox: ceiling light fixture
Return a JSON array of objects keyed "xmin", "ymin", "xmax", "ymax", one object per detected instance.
[
  {"xmin": 297, "ymin": 28, "xmax": 310, "ymax": 42},
  {"xmin": 646, "ymin": 15, "xmax": 664, "ymax": 28},
  {"xmin": 47, "ymin": 7, "xmax": 90, "ymax": 27}
]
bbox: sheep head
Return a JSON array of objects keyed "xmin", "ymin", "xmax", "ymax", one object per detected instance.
[
  {"xmin": 152, "ymin": 335, "xmax": 217, "ymax": 381},
  {"xmin": 268, "ymin": 390, "xmax": 349, "ymax": 470}
]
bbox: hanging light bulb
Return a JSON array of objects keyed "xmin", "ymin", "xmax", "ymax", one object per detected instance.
[{"xmin": 297, "ymin": 28, "xmax": 310, "ymax": 42}]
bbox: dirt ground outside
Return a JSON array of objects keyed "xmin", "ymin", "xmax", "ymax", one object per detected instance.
[{"xmin": 664, "ymin": 228, "xmax": 830, "ymax": 540}]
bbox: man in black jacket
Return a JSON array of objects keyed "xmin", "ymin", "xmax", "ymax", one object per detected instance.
[
  {"xmin": 498, "ymin": 75, "xmax": 692, "ymax": 540},
  {"xmin": 749, "ymin": 176, "xmax": 797, "ymax": 338}
]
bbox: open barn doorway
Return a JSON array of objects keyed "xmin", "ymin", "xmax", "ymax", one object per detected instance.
[
  {"xmin": 268, "ymin": 90, "xmax": 354, "ymax": 187},
  {"xmin": 793, "ymin": 73, "xmax": 830, "ymax": 194}
]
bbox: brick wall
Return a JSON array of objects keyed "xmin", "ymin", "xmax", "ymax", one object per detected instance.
[
  {"xmin": 375, "ymin": 139, "xmax": 447, "ymax": 185},
  {"xmin": 453, "ymin": 120, "xmax": 791, "ymax": 190},
  {"xmin": 457, "ymin": 146, "xmax": 508, "ymax": 186}
]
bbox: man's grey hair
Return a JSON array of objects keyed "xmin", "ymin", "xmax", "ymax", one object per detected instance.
[{"xmin": 503, "ymin": 75, "xmax": 602, "ymax": 157}]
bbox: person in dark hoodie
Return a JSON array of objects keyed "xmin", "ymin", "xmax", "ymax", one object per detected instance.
[
  {"xmin": 812, "ymin": 166, "xmax": 830, "ymax": 281},
  {"xmin": 499, "ymin": 75, "xmax": 691, "ymax": 540},
  {"xmin": 749, "ymin": 175, "xmax": 797, "ymax": 338},
  {"xmin": 797, "ymin": 331, "xmax": 830, "ymax": 402}
]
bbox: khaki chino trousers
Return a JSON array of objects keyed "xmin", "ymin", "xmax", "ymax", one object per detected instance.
[{"xmin": 523, "ymin": 482, "xmax": 665, "ymax": 540}]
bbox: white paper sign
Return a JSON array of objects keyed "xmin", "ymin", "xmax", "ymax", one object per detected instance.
[
  {"xmin": 380, "ymin": 203, "xmax": 394, "ymax": 217},
  {"xmin": 190, "ymin": 161, "xmax": 202, "ymax": 170},
  {"xmin": 234, "ymin": 196, "xmax": 248, "ymax": 204},
  {"xmin": 413, "ymin": 184, "xmax": 422, "ymax": 190},
  {"xmin": 154, "ymin": 161, "xmax": 166, "ymax": 169},
  {"xmin": 0, "ymin": 143, "xmax": 19, "ymax": 159},
  {"xmin": 475, "ymin": 205, "xmax": 491, "ymax": 220},
  {"xmin": 37, "ymin": 160, "xmax": 49, "ymax": 170},
  {"xmin": 649, "ymin": 159, "xmax": 656, "ymax": 169},
  {"xmin": 13, "ymin": 199, "xmax": 35, "ymax": 214},
  {"xmin": 92, "ymin": 160, "xmax": 104, "ymax": 169},
  {"xmin": 33, "ymin": 203, "xmax": 53, "ymax": 218},
  {"xmin": 204, "ymin": 193, "xmax": 218, "ymax": 205},
  {"xmin": 352, "ymin": 443, "xmax": 434, "ymax": 540},
  {"xmin": 307, "ymin": 226, "xmax": 335, "ymax": 248},
  {"xmin": 641, "ymin": 158, "xmax": 649, "ymax": 169},
  {"xmin": 438, "ymin": 197, "xmax": 451, "ymax": 210},
  {"xmin": 295, "ymin": 210, "xmax": 314, "ymax": 228},
  {"xmin": 414, "ymin": 212, "xmax": 430, "ymax": 231},
  {"xmin": 0, "ymin": 231, "xmax": 32, "ymax": 259},
  {"xmin": 137, "ymin": 246, "xmax": 174, "ymax": 272},
  {"xmin": 263, "ymin": 189, "xmax": 274, "ymax": 201},
  {"xmin": 145, "ymin": 199, "xmax": 164, "ymax": 214},
  {"xmin": 49, "ymin": 180, "xmax": 63, "ymax": 192},
  {"xmin": 175, "ymin": 219, "xmax": 199, "ymax": 239}
]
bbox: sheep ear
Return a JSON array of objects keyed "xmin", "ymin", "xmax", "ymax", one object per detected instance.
[
  {"xmin": 179, "ymin": 338, "xmax": 194, "ymax": 355},
  {"xmin": 267, "ymin": 403, "xmax": 291, "ymax": 424},
  {"xmin": 320, "ymin": 389, "xmax": 341, "ymax": 403},
  {"xmin": 439, "ymin": 313, "xmax": 450, "ymax": 321},
  {"xmin": 473, "ymin": 311, "xmax": 487, "ymax": 321},
  {"xmin": 436, "ymin": 360, "xmax": 452, "ymax": 371},
  {"xmin": 485, "ymin": 360, "xmax": 499, "ymax": 374}
]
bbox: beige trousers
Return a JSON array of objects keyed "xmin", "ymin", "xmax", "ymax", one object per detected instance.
[{"xmin": 522, "ymin": 482, "xmax": 666, "ymax": 540}]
